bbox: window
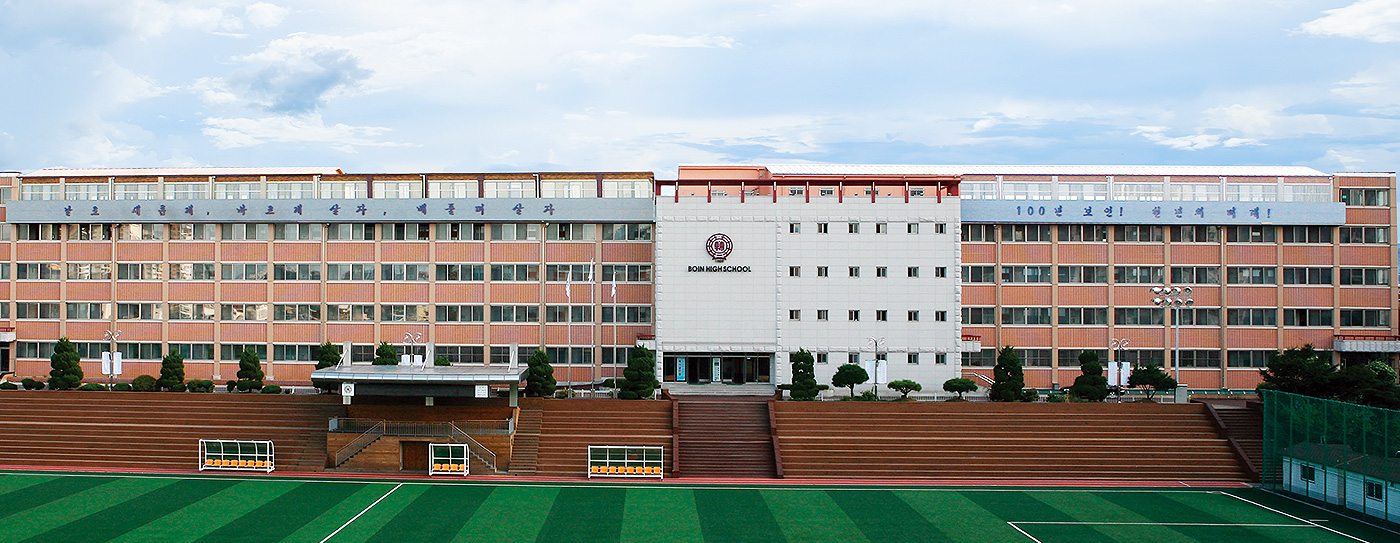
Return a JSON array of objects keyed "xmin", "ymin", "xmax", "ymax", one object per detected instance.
[
  {"xmin": 1114, "ymin": 266, "xmax": 1164, "ymax": 284},
  {"xmin": 482, "ymin": 180, "xmax": 533, "ymax": 198},
  {"xmin": 17, "ymin": 262, "xmax": 63, "ymax": 280},
  {"xmin": 327, "ymin": 223, "xmax": 375, "ymax": 241},
  {"xmin": 1340, "ymin": 268, "xmax": 1390, "ymax": 286},
  {"xmin": 848, "ymin": 310, "xmax": 860, "ymax": 321},
  {"xmin": 15, "ymin": 302, "xmax": 61, "ymax": 319},
  {"xmin": 1170, "ymin": 225, "xmax": 1220, "ymax": 243},
  {"xmin": 962, "ymin": 266, "xmax": 996, "ymax": 283},
  {"xmin": 273, "ymin": 263, "xmax": 322, "ymax": 281},
  {"xmin": 67, "ymin": 263, "xmax": 112, "ymax": 280},
  {"xmin": 66, "ymin": 302, "xmax": 112, "ymax": 320},
  {"xmin": 815, "ymin": 352, "xmax": 828, "ymax": 364},
  {"xmin": 1340, "ymin": 309, "xmax": 1390, "ymax": 327},
  {"xmin": 1059, "ymin": 266, "xmax": 1109, "ymax": 283},
  {"xmin": 817, "ymin": 310, "xmax": 828, "ymax": 321},
  {"xmin": 1002, "ymin": 307, "xmax": 1053, "ymax": 325},
  {"xmin": 221, "ymin": 344, "xmax": 268, "ymax": 361},
  {"xmin": 382, "ymin": 264, "xmax": 431, "ymax": 281},
  {"xmin": 19, "ymin": 184, "xmax": 60, "ymax": 201},
  {"xmin": 816, "ymin": 266, "xmax": 829, "ymax": 277},
  {"xmin": 490, "ymin": 305, "xmax": 539, "ymax": 323},
  {"xmin": 1059, "ymin": 225, "xmax": 1107, "ymax": 242},
  {"xmin": 1173, "ymin": 308, "xmax": 1221, "ymax": 326},
  {"xmin": 545, "ymin": 305, "xmax": 594, "ymax": 323},
  {"xmin": 117, "ymin": 263, "xmax": 163, "ymax": 280},
  {"xmin": 1227, "ymin": 350, "xmax": 1271, "ymax": 368},
  {"xmin": 493, "ymin": 264, "xmax": 542, "ymax": 282},
  {"xmin": 1228, "ymin": 308, "xmax": 1277, "ymax": 326},
  {"xmin": 1058, "ymin": 349, "xmax": 1109, "ymax": 367},
  {"xmin": 489, "ymin": 346, "xmax": 533, "ymax": 366},
  {"xmin": 546, "ymin": 223, "xmax": 596, "ymax": 241},
  {"xmin": 1171, "ymin": 266, "xmax": 1220, "ymax": 284},
  {"xmin": 1281, "ymin": 226, "xmax": 1332, "ymax": 244},
  {"xmin": 906, "ymin": 223, "xmax": 919, "ymax": 234},
  {"xmin": 373, "ymin": 180, "xmax": 422, "ymax": 198},
  {"xmin": 934, "ymin": 223, "xmax": 947, "ymax": 234},
  {"xmin": 273, "ymin": 223, "xmax": 322, "ymax": 241},
  {"xmin": 875, "ymin": 267, "xmax": 888, "ymax": 278},
  {"xmin": 1058, "ymin": 307, "xmax": 1109, "ymax": 325},
  {"xmin": 16, "ymin": 224, "xmax": 62, "ymax": 240},
  {"xmin": 327, "ymin": 304, "xmax": 375, "ymax": 321},
  {"xmin": 1283, "ymin": 267, "xmax": 1332, "ymax": 285},
  {"xmin": 168, "ymin": 224, "xmax": 218, "ymax": 241},
  {"xmin": 908, "ymin": 310, "xmax": 920, "ymax": 322},
  {"xmin": 214, "ymin": 182, "xmax": 259, "ymax": 199},
  {"xmin": 274, "ymin": 304, "xmax": 322, "ymax": 321},
  {"xmin": 1226, "ymin": 226, "xmax": 1277, "ymax": 243},
  {"xmin": 221, "ymin": 263, "xmax": 268, "ymax": 281},
  {"xmin": 789, "ymin": 310, "xmax": 801, "ymax": 320},
  {"xmin": 545, "ymin": 264, "xmax": 591, "ymax": 282},
  {"xmin": 114, "ymin": 224, "xmax": 164, "ymax": 241},
  {"xmin": 381, "ymin": 304, "xmax": 430, "ymax": 322},
  {"xmin": 546, "ymin": 347, "xmax": 593, "ymax": 367},
  {"xmin": 267, "ymin": 181, "xmax": 314, "ymax": 199},
  {"xmin": 963, "ymin": 349, "xmax": 996, "ymax": 367},
  {"xmin": 434, "ymin": 264, "xmax": 483, "ymax": 282},
  {"xmin": 438, "ymin": 346, "xmax": 485, "ymax": 366},
  {"xmin": 875, "ymin": 310, "xmax": 888, "ymax": 321},
  {"xmin": 65, "ymin": 183, "xmax": 110, "ymax": 201},
  {"xmin": 491, "ymin": 223, "xmax": 541, "ymax": 241},
  {"xmin": 329, "ymin": 264, "xmax": 377, "ymax": 281},
  {"xmin": 908, "ymin": 353, "xmax": 919, "ymax": 365},
  {"xmin": 1115, "ymin": 307, "xmax": 1164, "ymax": 325},
  {"xmin": 1170, "ymin": 183, "xmax": 1221, "ymax": 201},
  {"xmin": 170, "ymin": 343, "xmax": 215, "ymax": 360},
  {"xmin": 69, "ymin": 224, "xmax": 112, "ymax": 240},
  {"xmin": 789, "ymin": 266, "xmax": 800, "ymax": 277},
  {"xmin": 848, "ymin": 222, "xmax": 860, "ymax": 234},
  {"xmin": 961, "ymin": 224, "xmax": 996, "ymax": 242},
  {"xmin": 169, "ymin": 303, "xmax": 216, "ymax": 320},
  {"xmin": 935, "ymin": 311, "xmax": 947, "ymax": 322},
  {"xmin": 1299, "ymin": 464, "xmax": 1317, "ymax": 482},
  {"xmin": 1365, "ymin": 480, "xmax": 1384, "ymax": 501},
  {"xmin": 387, "ymin": 223, "xmax": 432, "ymax": 241},
  {"xmin": 1114, "ymin": 183, "xmax": 1164, "ymax": 201},
  {"xmin": 936, "ymin": 267, "xmax": 949, "ymax": 278},
  {"xmin": 1339, "ymin": 226, "xmax": 1389, "ymax": 244},
  {"xmin": 274, "ymin": 345, "xmax": 317, "ymax": 362},
  {"xmin": 1115, "ymin": 225, "xmax": 1164, "ymax": 242},
  {"xmin": 117, "ymin": 303, "xmax": 162, "ymax": 320},
  {"xmin": 1341, "ymin": 188, "xmax": 1389, "ymax": 207},
  {"xmin": 961, "ymin": 307, "xmax": 996, "ymax": 324},
  {"xmin": 789, "ymin": 223, "xmax": 801, "ymax": 234},
  {"xmin": 116, "ymin": 343, "xmax": 163, "ymax": 361},
  {"xmin": 849, "ymin": 266, "xmax": 860, "ymax": 277},
  {"xmin": 1226, "ymin": 266, "xmax": 1277, "ymax": 284},
  {"xmin": 1001, "ymin": 225, "xmax": 1052, "ymax": 242},
  {"xmin": 817, "ymin": 223, "xmax": 829, "ymax": 234},
  {"xmin": 436, "ymin": 222, "xmax": 486, "ymax": 241},
  {"xmin": 600, "ymin": 264, "xmax": 651, "ymax": 282},
  {"xmin": 1177, "ymin": 350, "xmax": 1222, "ymax": 368},
  {"xmin": 875, "ymin": 223, "xmax": 888, "ymax": 234},
  {"xmin": 1283, "ymin": 308, "xmax": 1333, "ymax": 327},
  {"xmin": 1002, "ymin": 266, "xmax": 1051, "ymax": 283},
  {"xmin": 787, "ymin": 187, "xmax": 804, "ymax": 196},
  {"xmin": 221, "ymin": 303, "xmax": 268, "ymax": 321},
  {"xmin": 1225, "ymin": 184, "xmax": 1277, "ymax": 202},
  {"xmin": 848, "ymin": 353, "xmax": 860, "ymax": 365}
]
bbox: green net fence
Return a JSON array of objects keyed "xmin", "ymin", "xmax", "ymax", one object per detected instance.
[{"xmin": 1263, "ymin": 389, "xmax": 1400, "ymax": 522}]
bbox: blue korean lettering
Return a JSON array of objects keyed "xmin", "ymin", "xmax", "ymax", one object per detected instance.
[
  {"xmin": 446, "ymin": 203, "xmax": 456, "ymax": 215},
  {"xmin": 1152, "ymin": 206, "xmax": 1161, "ymax": 218},
  {"xmin": 1226, "ymin": 207, "xmax": 1237, "ymax": 218},
  {"xmin": 475, "ymin": 204, "xmax": 485, "ymax": 215},
  {"xmin": 513, "ymin": 203, "xmax": 524, "ymax": 215},
  {"xmin": 90, "ymin": 206, "xmax": 100, "ymax": 216},
  {"xmin": 416, "ymin": 203, "xmax": 428, "ymax": 215},
  {"xmin": 1104, "ymin": 206, "xmax": 1114, "ymax": 218},
  {"xmin": 1054, "ymin": 205, "xmax": 1063, "ymax": 217},
  {"xmin": 236, "ymin": 204, "xmax": 247, "ymax": 215},
  {"xmin": 64, "ymin": 206, "xmax": 73, "ymax": 216},
  {"xmin": 329, "ymin": 204, "xmax": 341, "ymax": 215},
  {"xmin": 1194, "ymin": 207, "xmax": 1205, "ymax": 218},
  {"xmin": 293, "ymin": 204, "xmax": 303, "ymax": 215},
  {"xmin": 1249, "ymin": 207, "xmax": 1260, "ymax": 218},
  {"xmin": 355, "ymin": 204, "xmax": 367, "ymax": 215},
  {"xmin": 1083, "ymin": 206, "xmax": 1093, "ymax": 217},
  {"xmin": 543, "ymin": 204, "xmax": 555, "ymax": 215},
  {"xmin": 1174, "ymin": 207, "xmax": 1183, "ymax": 218},
  {"xmin": 265, "ymin": 205, "xmax": 275, "ymax": 215},
  {"xmin": 131, "ymin": 205, "xmax": 141, "ymax": 216}
]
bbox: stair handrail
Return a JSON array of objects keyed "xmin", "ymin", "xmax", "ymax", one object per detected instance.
[
  {"xmin": 962, "ymin": 372, "xmax": 995, "ymax": 385},
  {"xmin": 1198, "ymin": 402, "xmax": 1260, "ymax": 481},
  {"xmin": 449, "ymin": 423, "xmax": 498, "ymax": 473},
  {"xmin": 767, "ymin": 398, "xmax": 784, "ymax": 478},
  {"xmin": 333, "ymin": 420, "xmax": 384, "ymax": 467}
]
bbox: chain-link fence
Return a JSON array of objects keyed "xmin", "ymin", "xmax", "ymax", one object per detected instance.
[{"xmin": 1262, "ymin": 389, "xmax": 1400, "ymax": 523}]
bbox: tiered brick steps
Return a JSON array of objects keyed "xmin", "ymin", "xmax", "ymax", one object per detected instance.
[
  {"xmin": 1204, "ymin": 401, "xmax": 1263, "ymax": 480},
  {"xmin": 527, "ymin": 398, "xmax": 672, "ymax": 477},
  {"xmin": 510, "ymin": 405, "xmax": 543, "ymax": 475},
  {"xmin": 675, "ymin": 397, "xmax": 776, "ymax": 478},
  {"xmin": 774, "ymin": 402, "xmax": 1252, "ymax": 481},
  {"xmin": 0, "ymin": 391, "xmax": 344, "ymax": 471}
]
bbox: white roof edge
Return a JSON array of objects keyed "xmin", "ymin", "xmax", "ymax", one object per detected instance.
[
  {"xmin": 1335, "ymin": 172, "xmax": 1397, "ymax": 177},
  {"xmin": 748, "ymin": 164, "xmax": 1333, "ymax": 178},
  {"xmin": 22, "ymin": 167, "xmax": 340, "ymax": 177}
]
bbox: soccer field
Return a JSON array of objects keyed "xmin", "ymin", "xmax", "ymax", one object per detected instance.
[{"xmin": 0, "ymin": 471, "xmax": 1391, "ymax": 543}]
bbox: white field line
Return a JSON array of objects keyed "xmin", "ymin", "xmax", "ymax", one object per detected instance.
[
  {"xmin": 1217, "ymin": 491, "xmax": 1370, "ymax": 543},
  {"xmin": 1013, "ymin": 521, "xmax": 1314, "ymax": 527},
  {"xmin": 1006, "ymin": 522, "xmax": 1045, "ymax": 543},
  {"xmin": 319, "ymin": 483, "xmax": 403, "ymax": 543}
]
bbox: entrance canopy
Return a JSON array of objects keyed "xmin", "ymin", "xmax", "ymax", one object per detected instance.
[{"xmin": 311, "ymin": 364, "xmax": 526, "ymax": 402}]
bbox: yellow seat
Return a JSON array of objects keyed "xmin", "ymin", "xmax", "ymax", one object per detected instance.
[
  {"xmin": 205, "ymin": 459, "xmax": 214, "ymax": 466},
  {"xmin": 455, "ymin": 464, "xmax": 465, "ymax": 472},
  {"xmin": 433, "ymin": 463, "xmax": 443, "ymax": 471},
  {"xmin": 607, "ymin": 466, "xmax": 617, "ymax": 474},
  {"xmin": 590, "ymin": 466, "xmax": 599, "ymax": 474},
  {"xmin": 625, "ymin": 466, "xmax": 635, "ymax": 475}
]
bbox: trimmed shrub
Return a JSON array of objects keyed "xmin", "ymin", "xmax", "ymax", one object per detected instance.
[
  {"xmin": 1128, "ymin": 364, "xmax": 1177, "ymax": 400},
  {"xmin": 524, "ymin": 349, "xmax": 556, "ymax": 397},
  {"xmin": 21, "ymin": 378, "xmax": 44, "ymax": 390},
  {"xmin": 988, "ymin": 345, "xmax": 1027, "ymax": 402},
  {"xmin": 788, "ymin": 350, "xmax": 820, "ymax": 401},
  {"xmin": 236, "ymin": 380, "xmax": 264, "ymax": 392},
  {"xmin": 435, "ymin": 356, "xmax": 451, "ymax": 367},
  {"xmin": 78, "ymin": 383, "xmax": 108, "ymax": 391},
  {"xmin": 832, "ymin": 363, "xmax": 869, "ymax": 398},
  {"xmin": 48, "ymin": 338, "xmax": 84, "ymax": 390},
  {"xmin": 373, "ymin": 342, "xmax": 398, "ymax": 366},
  {"xmin": 236, "ymin": 347, "xmax": 265, "ymax": 392},
  {"xmin": 111, "ymin": 382, "xmax": 132, "ymax": 391},
  {"xmin": 1069, "ymin": 351, "xmax": 1109, "ymax": 402},
  {"xmin": 261, "ymin": 385, "xmax": 283, "ymax": 394},
  {"xmin": 618, "ymin": 345, "xmax": 659, "ymax": 400},
  {"xmin": 157, "ymin": 351, "xmax": 185, "ymax": 391},
  {"xmin": 226, "ymin": 380, "xmax": 237, "ymax": 393},
  {"xmin": 131, "ymin": 374, "xmax": 158, "ymax": 392},
  {"xmin": 887, "ymin": 379, "xmax": 922, "ymax": 399},
  {"xmin": 185, "ymin": 379, "xmax": 215, "ymax": 393},
  {"xmin": 943, "ymin": 378, "xmax": 977, "ymax": 399},
  {"xmin": 168, "ymin": 382, "xmax": 187, "ymax": 392},
  {"xmin": 0, "ymin": 382, "xmax": 17, "ymax": 390},
  {"xmin": 315, "ymin": 342, "xmax": 342, "ymax": 370},
  {"xmin": 841, "ymin": 389, "xmax": 879, "ymax": 401}
]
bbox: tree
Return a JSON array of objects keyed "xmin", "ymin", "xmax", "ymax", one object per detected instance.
[
  {"xmin": 1257, "ymin": 345, "xmax": 1334, "ymax": 398},
  {"xmin": 523, "ymin": 349, "xmax": 556, "ymax": 397},
  {"xmin": 1068, "ymin": 351, "xmax": 1109, "ymax": 402},
  {"xmin": 373, "ymin": 342, "xmax": 398, "ymax": 365},
  {"xmin": 157, "ymin": 350, "xmax": 186, "ymax": 391},
  {"xmin": 314, "ymin": 342, "xmax": 342, "ymax": 370},
  {"xmin": 988, "ymin": 346, "xmax": 1026, "ymax": 402},
  {"xmin": 435, "ymin": 355, "xmax": 452, "ymax": 367},
  {"xmin": 1330, "ymin": 361, "xmax": 1400, "ymax": 409},
  {"xmin": 235, "ymin": 347, "xmax": 265, "ymax": 392},
  {"xmin": 887, "ymin": 379, "xmax": 922, "ymax": 399},
  {"xmin": 788, "ymin": 350, "xmax": 820, "ymax": 401},
  {"xmin": 943, "ymin": 378, "xmax": 977, "ymax": 400},
  {"xmin": 48, "ymin": 338, "xmax": 83, "ymax": 390},
  {"xmin": 1128, "ymin": 364, "xmax": 1176, "ymax": 400},
  {"xmin": 832, "ymin": 363, "xmax": 869, "ymax": 398},
  {"xmin": 618, "ymin": 345, "xmax": 659, "ymax": 399}
]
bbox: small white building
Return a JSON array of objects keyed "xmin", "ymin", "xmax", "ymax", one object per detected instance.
[
  {"xmin": 1280, "ymin": 442, "xmax": 1400, "ymax": 523},
  {"xmin": 652, "ymin": 165, "xmax": 980, "ymax": 396}
]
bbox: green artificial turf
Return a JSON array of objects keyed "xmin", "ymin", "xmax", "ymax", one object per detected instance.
[{"xmin": 0, "ymin": 472, "xmax": 1391, "ymax": 543}]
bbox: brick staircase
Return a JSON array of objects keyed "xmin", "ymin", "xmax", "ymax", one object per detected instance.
[
  {"xmin": 774, "ymin": 402, "xmax": 1251, "ymax": 481},
  {"xmin": 1207, "ymin": 402, "xmax": 1264, "ymax": 480},
  {"xmin": 528, "ymin": 398, "xmax": 672, "ymax": 477},
  {"xmin": 510, "ymin": 405, "xmax": 543, "ymax": 475},
  {"xmin": 0, "ymin": 391, "xmax": 344, "ymax": 472},
  {"xmin": 674, "ymin": 397, "xmax": 776, "ymax": 478}
]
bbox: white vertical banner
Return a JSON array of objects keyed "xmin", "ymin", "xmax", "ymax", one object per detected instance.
[
  {"xmin": 400, "ymin": 354, "xmax": 411, "ymax": 366},
  {"xmin": 509, "ymin": 342, "xmax": 519, "ymax": 369},
  {"xmin": 101, "ymin": 352, "xmax": 112, "ymax": 375},
  {"xmin": 413, "ymin": 354, "xmax": 425, "ymax": 368},
  {"xmin": 1114, "ymin": 362, "xmax": 1132, "ymax": 387},
  {"xmin": 876, "ymin": 362, "xmax": 887, "ymax": 384},
  {"xmin": 112, "ymin": 352, "xmax": 122, "ymax": 376},
  {"xmin": 1107, "ymin": 361, "xmax": 1119, "ymax": 387}
]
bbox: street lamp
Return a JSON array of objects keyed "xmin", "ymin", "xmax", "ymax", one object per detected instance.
[
  {"xmin": 866, "ymin": 336, "xmax": 887, "ymax": 394},
  {"xmin": 1109, "ymin": 337, "xmax": 1130, "ymax": 364},
  {"xmin": 102, "ymin": 329, "xmax": 121, "ymax": 389},
  {"xmin": 1150, "ymin": 286, "xmax": 1193, "ymax": 380},
  {"xmin": 403, "ymin": 331, "xmax": 423, "ymax": 368}
]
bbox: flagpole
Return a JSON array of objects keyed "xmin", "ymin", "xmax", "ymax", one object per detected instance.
[{"xmin": 565, "ymin": 266, "xmax": 571, "ymax": 392}]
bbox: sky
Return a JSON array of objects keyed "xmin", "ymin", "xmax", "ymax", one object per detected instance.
[{"xmin": 0, "ymin": 0, "xmax": 1398, "ymax": 179}]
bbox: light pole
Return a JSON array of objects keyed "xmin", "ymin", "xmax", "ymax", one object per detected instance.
[
  {"xmin": 1109, "ymin": 337, "xmax": 1129, "ymax": 365},
  {"xmin": 102, "ymin": 329, "xmax": 121, "ymax": 389},
  {"xmin": 866, "ymin": 336, "xmax": 886, "ymax": 394},
  {"xmin": 1150, "ymin": 286, "xmax": 1193, "ymax": 380},
  {"xmin": 403, "ymin": 331, "xmax": 423, "ymax": 368}
]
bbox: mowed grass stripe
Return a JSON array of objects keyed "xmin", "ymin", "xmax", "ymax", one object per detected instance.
[
  {"xmin": 895, "ymin": 490, "xmax": 1027, "ymax": 542},
  {"xmin": 111, "ymin": 480, "xmax": 304, "ymax": 543},
  {"xmin": 1094, "ymin": 491, "xmax": 1311, "ymax": 543},
  {"xmin": 0, "ymin": 474, "xmax": 57, "ymax": 496},
  {"xmin": 315, "ymin": 484, "xmax": 427, "ymax": 543},
  {"xmin": 453, "ymin": 486, "xmax": 559, "ymax": 543},
  {"xmin": 694, "ymin": 489, "xmax": 785, "ymax": 543},
  {"xmin": 195, "ymin": 482, "xmax": 366, "ymax": 543},
  {"xmin": 761, "ymin": 489, "xmax": 867, "ymax": 543},
  {"xmin": 622, "ymin": 488, "xmax": 703, "ymax": 543},
  {"xmin": 959, "ymin": 491, "xmax": 1106, "ymax": 542},
  {"xmin": 0, "ymin": 477, "xmax": 177, "ymax": 542},
  {"xmin": 24, "ymin": 478, "xmax": 237, "ymax": 543},
  {"xmin": 366, "ymin": 484, "xmax": 492, "ymax": 543},
  {"xmin": 1031, "ymin": 492, "xmax": 1196, "ymax": 543},
  {"xmin": 282, "ymin": 484, "xmax": 404, "ymax": 543},
  {"xmin": 1163, "ymin": 492, "xmax": 1300, "ymax": 525},
  {"xmin": 0, "ymin": 475, "xmax": 113, "ymax": 519},
  {"xmin": 826, "ymin": 490, "xmax": 946, "ymax": 543},
  {"xmin": 535, "ymin": 487, "xmax": 626, "ymax": 543}
]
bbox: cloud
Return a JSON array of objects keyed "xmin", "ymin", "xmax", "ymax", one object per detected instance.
[
  {"xmin": 624, "ymin": 34, "xmax": 736, "ymax": 48},
  {"xmin": 1133, "ymin": 126, "xmax": 1262, "ymax": 151},
  {"xmin": 205, "ymin": 35, "xmax": 374, "ymax": 113},
  {"xmin": 1200, "ymin": 104, "xmax": 1331, "ymax": 139},
  {"xmin": 1333, "ymin": 61, "xmax": 1400, "ymax": 115},
  {"xmin": 1300, "ymin": 0, "xmax": 1400, "ymax": 43},
  {"xmin": 201, "ymin": 113, "xmax": 411, "ymax": 150},
  {"xmin": 244, "ymin": 2, "xmax": 289, "ymax": 29}
]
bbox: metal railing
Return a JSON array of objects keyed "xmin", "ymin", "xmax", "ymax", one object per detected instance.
[
  {"xmin": 332, "ymin": 421, "xmax": 384, "ymax": 467},
  {"xmin": 448, "ymin": 424, "xmax": 497, "ymax": 473}
]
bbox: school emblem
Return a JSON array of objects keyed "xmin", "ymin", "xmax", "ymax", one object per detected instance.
[{"xmin": 705, "ymin": 233, "xmax": 733, "ymax": 262}]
